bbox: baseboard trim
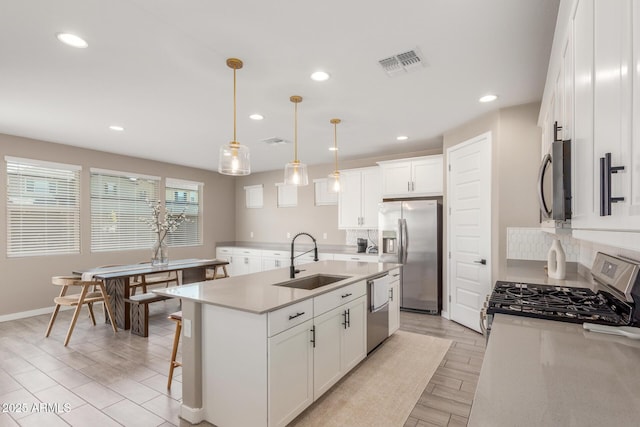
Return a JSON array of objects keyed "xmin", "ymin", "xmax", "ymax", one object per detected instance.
[
  {"xmin": 180, "ymin": 405, "xmax": 204, "ymax": 424},
  {"xmin": 0, "ymin": 304, "xmax": 77, "ymax": 323}
]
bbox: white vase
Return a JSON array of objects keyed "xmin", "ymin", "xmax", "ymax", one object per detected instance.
[{"xmin": 547, "ymin": 238, "xmax": 566, "ymax": 280}]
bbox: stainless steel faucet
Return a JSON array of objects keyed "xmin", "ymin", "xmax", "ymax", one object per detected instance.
[{"xmin": 290, "ymin": 232, "xmax": 319, "ymax": 278}]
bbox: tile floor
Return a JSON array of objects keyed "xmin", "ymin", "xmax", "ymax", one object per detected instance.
[{"xmin": 0, "ymin": 300, "xmax": 484, "ymax": 427}]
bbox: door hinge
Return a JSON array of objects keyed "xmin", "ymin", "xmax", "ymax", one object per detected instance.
[
  {"xmin": 448, "ymin": 295, "xmax": 451, "ymax": 302},
  {"xmin": 448, "ymin": 207, "xmax": 451, "ymax": 215},
  {"xmin": 448, "ymin": 251, "xmax": 451, "ymax": 259},
  {"xmin": 448, "ymin": 164, "xmax": 451, "ymax": 172}
]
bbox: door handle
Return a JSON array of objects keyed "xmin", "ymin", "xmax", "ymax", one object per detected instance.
[{"xmin": 474, "ymin": 259, "xmax": 487, "ymax": 265}]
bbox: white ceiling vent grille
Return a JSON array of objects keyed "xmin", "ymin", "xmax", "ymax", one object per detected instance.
[
  {"xmin": 261, "ymin": 137, "xmax": 291, "ymax": 145},
  {"xmin": 378, "ymin": 48, "xmax": 426, "ymax": 77}
]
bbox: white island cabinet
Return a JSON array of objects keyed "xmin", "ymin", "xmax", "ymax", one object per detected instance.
[{"xmin": 159, "ymin": 261, "xmax": 402, "ymax": 427}]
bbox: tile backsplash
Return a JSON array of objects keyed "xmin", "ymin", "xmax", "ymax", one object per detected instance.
[
  {"xmin": 507, "ymin": 227, "xmax": 579, "ymax": 262},
  {"xmin": 507, "ymin": 227, "xmax": 640, "ymax": 269},
  {"xmin": 345, "ymin": 229, "xmax": 378, "ymax": 247}
]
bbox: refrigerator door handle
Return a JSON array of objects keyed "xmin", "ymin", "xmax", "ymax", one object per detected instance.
[
  {"xmin": 397, "ymin": 218, "xmax": 404, "ymax": 263},
  {"xmin": 401, "ymin": 218, "xmax": 409, "ymax": 264}
]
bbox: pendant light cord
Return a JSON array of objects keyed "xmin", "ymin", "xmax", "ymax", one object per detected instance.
[
  {"xmin": 333, "ymin": 122, "xmax": 338, "ymax": 171},
  {"xmin": 233, "ymin": 67, "xmax": 237, "ymax": 143},
  {"xmin": 294, "ymin": 101, "xmax": 298, "ymax": 162}
]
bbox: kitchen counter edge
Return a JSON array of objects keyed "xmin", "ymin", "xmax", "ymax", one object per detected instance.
[{"xmin": 153, "ymin": 260, "xmax": 402, "ymax": 315}]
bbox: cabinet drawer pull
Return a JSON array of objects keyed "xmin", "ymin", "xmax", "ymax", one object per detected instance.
[
  {"xmin": 350, "ymin": 257, "xmax": 359, "ymax": 261},
  {"xmin": 288, "ymin": 312, "xmax": 305, "ymax": 320},
  {"xmin": 341, "ymin": 293, "xmax": 352, "ymax": 299}
]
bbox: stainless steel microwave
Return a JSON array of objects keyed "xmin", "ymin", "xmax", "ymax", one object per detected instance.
[{"xmin": 538, "ymin": 139, "xmax": 571, "ymax": 223}]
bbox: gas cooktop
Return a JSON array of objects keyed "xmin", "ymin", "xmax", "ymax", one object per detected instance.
[{"xmin": 487, "ymin": 281, "xmax": 629, "ymax": 325}]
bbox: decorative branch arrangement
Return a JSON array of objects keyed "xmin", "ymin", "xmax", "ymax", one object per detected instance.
[{"xmin": 140, "ymin": 200, "xmax": 188, "ymax": 261}]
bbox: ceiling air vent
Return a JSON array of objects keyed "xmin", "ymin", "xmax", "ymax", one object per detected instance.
[
  {"xmin": 261, "ymin": 137, "xmax": 291, "ymax": 145},
  {"xmin": 378, "ymin": 48, "xmax": 426, "ymax": 77}
]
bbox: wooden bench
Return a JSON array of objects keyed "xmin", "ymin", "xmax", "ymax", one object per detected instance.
[{"xmin": 125, "ymin": 292, "xmax": 173, "ymax": 337}]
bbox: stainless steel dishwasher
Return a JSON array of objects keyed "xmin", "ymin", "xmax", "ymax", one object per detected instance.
[{"xmin": 367, "ymin": 273, "xmax": 391, "ymax": 353}]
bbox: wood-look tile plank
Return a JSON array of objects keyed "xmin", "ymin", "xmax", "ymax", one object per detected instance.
[
  {"xmin": 428, "ymin": 374, "xmax": 463, "ymax": 391},
  {"xmin": 448, "ymin": 415, "xmax": 469, "ymax": 427},
  {"xmin": 418, "ymin": 393, "xmax": 472, "ymax": 418},
  {"xmin": 431, "ymin": 385, "xmax": 475, "ymax": 405},
  {"xmin": 408, "ymin": 402, "xmax": 451, "ymax": 426}
]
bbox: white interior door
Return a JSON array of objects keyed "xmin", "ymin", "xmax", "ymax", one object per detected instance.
[{"xmin": 447, "ymin": 132, "xmax": 492, "ymax": 332}]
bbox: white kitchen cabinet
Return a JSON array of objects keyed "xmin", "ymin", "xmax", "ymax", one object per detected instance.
[
  {"xmin": 338, "ymin": 167, "xmax": 381, "ymax": 229},
  {"xmin": 312, "ymin": 295, "xmax": 366, "ymax": 398},
  {"xmin": 233, "ymin": 248, "xmax": 262, "ymax": 275},
  {"xmin": 262, "ymin": 250, "xmax": 290, "ymax": 271},
  {"xmin": 244, "ymin": 184, "xmax": 264, "ymax": 209},
  {"xmin": 388, "ymin": 269, "xmax": 401, "ymax": 335},
  {"xmin": 378, "ymin": 155, "xmax": 443, "ymax": 197},
  {"xmin": 268, "ymin": 319, "xmax": 314, "ymax": 427},
  {"xmin": 340, "ymin": 296, "xmax": 366, "ymax": 372},
  {"xmin": 276, "ymin": 183, "xmax": 298, "ymax": 208},
  {"xmin": 268, "ymin": 283, "xmax": 366, "ymax": 426},
  {"xmin": 540, "ymin": 0, "xmax": 640, "ymax": 249},
  {"xmin": 572, "ymin": 0, "xmax": 639, "ymax": 232},
  {"xmin": 571, "ymin": 0, "xmax": 595, "ymax": 227},
  {"xmin": 312, "ymin": 304, "xmax": 343, "ymax": 397}
]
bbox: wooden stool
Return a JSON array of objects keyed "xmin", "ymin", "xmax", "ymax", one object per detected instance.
[{"xmin": 167, "ymin": 311, "xmax": 182, "ymax": 389}]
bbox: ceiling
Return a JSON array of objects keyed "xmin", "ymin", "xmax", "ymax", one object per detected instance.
[{"xmin": 0, "ymin": 0, "xmax": 560, "ymax": 173}]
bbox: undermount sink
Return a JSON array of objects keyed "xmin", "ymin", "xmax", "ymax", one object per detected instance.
[{"xmin": 274, "ymin": 274, "xmax": 350, "ymax": 290}]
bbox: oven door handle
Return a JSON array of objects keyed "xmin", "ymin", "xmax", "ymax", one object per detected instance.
[{"xmin": 537, "ymin": 153, "xmax": 552, "ymax": 219}]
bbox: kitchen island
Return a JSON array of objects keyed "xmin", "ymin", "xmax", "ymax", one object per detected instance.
[
  {"xmin": 469, "ymin": 313, "xmax": 640, "ymax": 426},
  {"xmin": 155, "ymin": 260, "xmax": 401, "ymax": 427}
]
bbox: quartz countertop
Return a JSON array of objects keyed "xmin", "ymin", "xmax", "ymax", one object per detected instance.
[
  {"xmin": 499, "ymin": 259, "xmax": 594, "ymax": 290},
  {"xmin": 468, "ymin": 313, "xmax": 640, "ymax": 426},
  {"xmin": 154, "ymin": 260, "xmax": 400, "ymax": 314},
  {"xmin": 217, "ymin": 241, "xmax": 379, "ymax": 257}
]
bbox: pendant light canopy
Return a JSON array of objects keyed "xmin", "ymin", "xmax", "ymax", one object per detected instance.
[
  {"xmin": 218, "ymin": 58, "xmax": 251, "ymax": 176},
  {"xmin": 283, "ymin": 95, "xmax": 309, "ymax": 186},
  {"xmin": 328, "ymin": 118, "xmax": 341, "ymax": 192}
]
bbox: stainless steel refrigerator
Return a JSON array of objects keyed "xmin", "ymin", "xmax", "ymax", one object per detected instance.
[{"xmin": 378, "ymin": 199, "xmax": 442, "ymax": 313}]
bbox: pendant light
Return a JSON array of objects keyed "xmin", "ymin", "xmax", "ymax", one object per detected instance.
[
  {"xmin": 328, "ymin": 118, "xmax": 341, "ymax": 192},
  {"xmin": 283, "ymin": 95, "xmax": 309, "ymax": 186},
  {"xmin": 218, "ymin": 58, "xmax": 251, "ymax": 176}
]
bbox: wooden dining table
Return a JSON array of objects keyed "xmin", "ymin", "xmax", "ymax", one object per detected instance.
[{"xmin": 73, "ymin": 258, "xmax": 229, "ymax": 336}]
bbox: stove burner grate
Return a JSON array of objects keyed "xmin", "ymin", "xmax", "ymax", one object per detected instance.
[{"xmin": 487, "ymin": 281, "xmax": 629, "ymax": 326}]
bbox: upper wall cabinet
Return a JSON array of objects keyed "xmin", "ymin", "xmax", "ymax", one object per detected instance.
[
  {"xmin": 540, "ymin": 0, "xmax": 640, "ymax": 249},
  {"xmin": 338, "ymin": 167, "xmax": 381, "ymax": 229},
  {"xmin": 377, "ymin": 155, "xmax": 443, "ymax": 198}
]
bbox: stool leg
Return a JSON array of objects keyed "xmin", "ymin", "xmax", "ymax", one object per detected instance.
[{"xmin": 167, "ymin": 319, "xmax": 182, "ymax": 389}]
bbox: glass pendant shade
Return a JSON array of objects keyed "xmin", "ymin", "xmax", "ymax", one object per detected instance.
[
  {"xmin": 284, "ymin": 95, "xmax": 309, "ymax": 186},
  {"xmin": 219, "ymin": 142, "xmax": 250, "ymax": 175},
  {"xmin": 328, "ymin": 171, "xmax": 341, "ymax": 192},
  {"xmin": 218, "ymin": 58, "xmax": 251, "ymax": 176},
  {"xmin": 284, "ymin": 160, "xmax": 309, "ymax": 186}
]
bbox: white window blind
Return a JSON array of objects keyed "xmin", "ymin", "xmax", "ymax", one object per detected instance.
[
  {"xmin": 90, "ymin": 169, "xmax": 160, "ymax": 252},
  {"xmin": 165, "ymin": 178, "xmax": 202, "ymax": 246},
  {"xmin": 6, "ymin": 157, "xmax": 81, "ymax": 257}
]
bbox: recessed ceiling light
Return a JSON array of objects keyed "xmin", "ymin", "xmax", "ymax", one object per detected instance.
[
  {"xmin": 479, "ymin": 94, "xmax": 498, "ymax": 103},
  {"xmin": 397, "ymin": 136, "xmax": 409, "ymax": 141},
  {"xmin": 329, "ymin": 147, "xmax": 339, "ymax": 151},
  {"xmin": 310, "ymin": 71, "xmax": 330, "ymax": 81},
  {"xmin": 56, "ymin": 33, "xmax": 88, "ymax": 48},
  {"xmin": 249, "ymin": 114, "xmax": 264, "ymax": 120},
  {"xmin": 109, "ymin": 125, "xmax": 124, "ymax": 131}
]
